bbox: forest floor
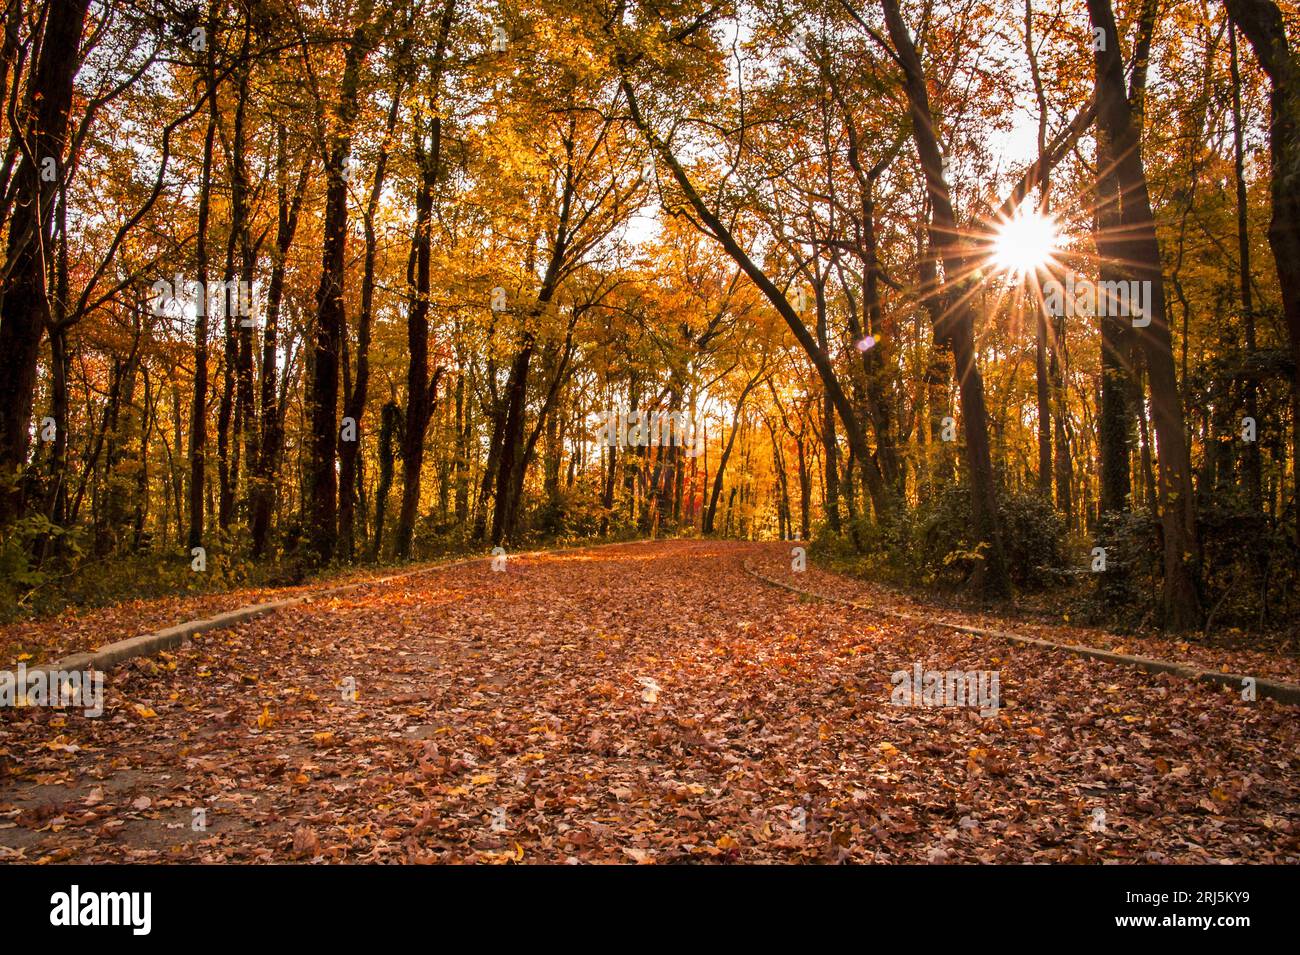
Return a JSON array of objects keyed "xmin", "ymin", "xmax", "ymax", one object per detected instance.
[{"xmin": 1, "ymin": 539, "xmax": 1296, "ymax": 863}]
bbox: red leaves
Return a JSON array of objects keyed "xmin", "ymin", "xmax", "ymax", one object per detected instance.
[{"xmin": 1, "ymin": 541, "xmax": 1297, "ymax": 863}]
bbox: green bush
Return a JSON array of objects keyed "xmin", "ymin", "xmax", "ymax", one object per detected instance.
[{"xmin": 911, "ymin": 485, "xmax": 1066, "ymax": 590}]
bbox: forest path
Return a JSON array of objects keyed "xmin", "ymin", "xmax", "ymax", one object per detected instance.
[{"xmin": 1, "ymin": 539, "xmax": 1296, "ymax": 863}]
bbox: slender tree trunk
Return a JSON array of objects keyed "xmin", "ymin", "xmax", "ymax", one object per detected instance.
[
  {"xmin": 370, "ymin": 401, "xmax": 401, "ymax": 562},
  {"xmin": 339, "ymin": 81, "xmax": 401, "ymax": 561},
  {"xmin": 1229, "ymin": 23, "xmax": 1262, "ymax": 510},
  {"xmin": 250, "ymin": 134, "xmax": 310, "ymax": 558},
  {"xmin": 880, "ymin": 0, "xmax": 1010, "ymax": 596},
  {"xmin": 187, "ymin": 65, "xmax": 219, "ymax": 551},
  {"xmin": 396, "ymin": 0, "xmax": 455, "ymax": 558},
  {"xmin": 454, "ymin": 373, "xmax": 471, "ymax": 527},
  {"xmin": 307, "ymin": 0, "xmax": 375, "ymax": 564}
]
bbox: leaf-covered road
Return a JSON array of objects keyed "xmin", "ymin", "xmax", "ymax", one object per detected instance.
[{"xmin": 2, "ymin": 540, "xmax": 1296, "ymax": 863}]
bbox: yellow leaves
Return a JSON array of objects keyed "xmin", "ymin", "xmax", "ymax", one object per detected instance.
[
  {"xmin": 476, "ymin": 734, "xmax": 497, "ymax": 748},
  {"xmin": 470, "ymin": 773, "xmax": 497, "ymax": 787},
  {"xmin": 131, "ymin": 704, "xmax": 157, "ymax": 719},
  {"xmin": 715, "ymin": 834, "xmax": 739, "ymax": 850},
  {"xmin": 877, "ymin": 741, "xmax": 900, "ymax": 757},
  {"xmin": 256, "ymin": 705, "xmax": 274, "ymax": 730},
  {"xmin": 16, "ymin": 652, "xmax": 32, "ymax": 662},
  {"xmin": 480, "ymin": 844, "xmax": 525, "ymax": 864},
  {"xmin": 313, "ymin": 731, "xmax": 335, "ymax": 744}
]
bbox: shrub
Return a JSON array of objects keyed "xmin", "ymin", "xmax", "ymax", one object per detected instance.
[{"xmin": 912, "ymin": 485, "xmax": 1065, "ymax": 590}]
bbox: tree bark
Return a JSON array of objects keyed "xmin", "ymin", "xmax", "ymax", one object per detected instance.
[
  {"xmin": 880, "ymin": 0, "xmax": 1011, "ymax": 596},
  {"xmin": 1090, "ymin": 0, "xmax": 1202, "ymax": 629},
  {"xmin": 0, "ymin": 0, "xmax": 91, "ymax": 523}
]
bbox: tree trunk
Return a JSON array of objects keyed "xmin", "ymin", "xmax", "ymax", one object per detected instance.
[
  {"xmin": 370, "ymin": 401, "xmax": 401, "ymax": 562},
  {"xmin": 187, "ymin": 65, "xmax": 219, "ymax": 551},
  {"xmin": 339, "ymin": 81, "xmax": 402, "ymax": 561},
  {"xmin": 1223, "ymin": 0, "xmax": 1300, "ymax": 546},
  {"xmin": 250, "ymin": 133, "xmax": 311, "ymax": 558},
  {"xmin": 880, "ymin": 0, "xmax": 1010, "ymax": 597},
  {"xmin": 1090, "ymin": 0, "xmax": 1202, "ymax": 630},
  {"xmin": 0, "ymin": 0, "xmax": 91, "ymax": 523},
  {"xmin": 396, "ymin": 0, "xmax": 455, "ymax": 558},
  {"xmin": 307, "ymin": 5, "xmax": 374, "ymax": 564}
]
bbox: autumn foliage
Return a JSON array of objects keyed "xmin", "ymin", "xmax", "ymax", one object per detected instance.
[{"xmin": 0, "ymin": 0, "xmax": 1298, "ymax": 641}]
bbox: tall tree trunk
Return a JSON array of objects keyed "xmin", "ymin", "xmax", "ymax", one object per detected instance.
[
  {"xmin": 1050, "ymin": 314, "xmax": 1073, "ymax": 521},
  {"xmin": 489, "ymin": 335, "xmax": 534, "ymax": 546},
  {"xmin": 1223, "ymin": 0, "xmax": 1300, "ymax": 546},
  {"xmin": 307, "ymin": 0, "xmax": 375, "ymax": 564},
  {"xmin": 339, "ymin": 80, "xmax": 402, "ymax": 561},
  {"xmin": 250, "ymin": 132, "xmax": 311, "ymax": 557},
  {"xmin": 880, "ymin": 0, "xmax": 1011, "ymax": 597},
  {"xmin": 396, "ymin": 0, "xmax": 455, "ymax": 558},
  {"xmin": 1026, "ymin": 0, "xmax": 1054, "ymax": 500},
  {"xmin": 0, "ymin": 0, "xmax": 90, "ymax": 524},
  {"xmin": 187, "ymin": 59, "xmax": 219, "ymax": 551},
  {"xmin": 1229, "ymin": 22, "xmax": 1262, "ymax": 510},
  {"xmin": 1090, "ymin": 0, "xmax": 1202, "ymax": 630},
  {"xmin": 453, "ymin": 372, "xmax": 471, "ymax": 526}
]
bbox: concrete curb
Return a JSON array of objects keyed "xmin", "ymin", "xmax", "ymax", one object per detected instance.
[
  {"xmin": 31, "ymin": 538, "xmax": 667, "ymax": 676},
  {"xmin": 742, "ymin": 559, "xmax": 1300, "ymax": 706}
]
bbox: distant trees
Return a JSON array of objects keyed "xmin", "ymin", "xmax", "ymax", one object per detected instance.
[{"xmin": 0, "ymin": 0, "xmax": 1297, "ymax": 634}]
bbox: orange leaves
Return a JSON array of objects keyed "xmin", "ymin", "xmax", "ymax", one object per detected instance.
[{"xmin": 4, "ymin": 541, "xmax": 1298, "ymax": 865}]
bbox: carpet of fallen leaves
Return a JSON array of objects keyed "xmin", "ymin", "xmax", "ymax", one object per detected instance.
[
  {"xmin": 1, "ymin": 540, "xmax": 1296, "ymax": 864},
  {"xmin": 0, "ymin": 568, "xmax": 395, "ymax": 669},
  {"xmin": 751, "ymin": 550, "xmax": 1300, "ymax": 685}
]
